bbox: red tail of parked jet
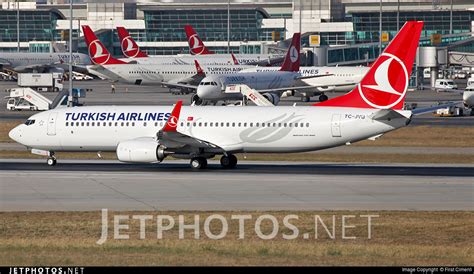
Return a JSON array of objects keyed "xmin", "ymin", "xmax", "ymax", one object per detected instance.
[
  {"xmin": 314, "ymin": 21, "xmax": 423, "ymax": 110},
  {"xmin": 116, "ymin": 27, "xmax": 148, "ymax": 58},
  {"xmin": 82, "ymin": 25, "xmax": 126, "ymax": 65},
  {"xmin": 162, "ymin": 101, "xmax": 182, "ymax": 132},
  {"xmin": 184, "ymin": 25, "xmax": 213, "ymax": 55},
  {"xmin": 279, "ymin": 33, "xmax": 300, "ymax": 72}
]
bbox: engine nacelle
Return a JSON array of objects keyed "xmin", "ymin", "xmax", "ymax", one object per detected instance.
[
  {"xmin": 116, "ymin": 139, "xmax": 166, "ymax": 163},
  {"xmin": 262, "ymin": 93, "xmax": 280, "ymax": 105},
  {"xmin": 463, "ymin": 91, "xmax": 474, "ymax": 108},
  {"xmin": 280, "ymin": 90, "xmax": 295, "ymax": 98},
  {"xmin": 316, "ymin": 86, "xmax": 336, "ymax": 92}
]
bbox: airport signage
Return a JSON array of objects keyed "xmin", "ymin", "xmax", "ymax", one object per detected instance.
[{"xmin": 309, "ymin": 35, "xmax": 320, "ymax": 47}]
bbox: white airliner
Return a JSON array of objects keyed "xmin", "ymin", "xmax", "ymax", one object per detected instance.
[
  {"xmin": 239, "ymin": 66, "xmax": 370, "ymax": 101},
  {"xmin": 10, "ymin": 21, "xmax": 430, "ymax": 169},
  {"xmin": 194, "ymin": 33, "xmax": 369, "ymax": 105},
  {"xmin": 0, "ymin": 52, "xmax": 91, "ymax": 73},
  {"xmin": 85, "ymin": 25, "xmax": 367, "ymax": 103}
]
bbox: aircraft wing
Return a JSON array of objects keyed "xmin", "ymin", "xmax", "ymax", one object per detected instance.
[
  {"xmin": 0, "ymin": 58, "xmax": 11, "ymax": 66},
  {"xmin": 86, "ymin": 65, "xmax": 124, "ymax": 81},
  {"xmin": 158, "ymin": 131, "xmax": 220, "ymax": 149},
  {"xmin": 254, "ymin": 82, "xmax": 350, "ymax": 94},
  {"xmin": 157, "ymin": 101, "xmax": 224, "ymax": 151},
  {"xmin": 296, "ymin": 74, "xmax": 334, "ymax": 80},
  {"xmin": 161, "ymin": 81, "xmax": 198, "ymax": 91},
  {"xmin": 14, "ymin": 63, "xmax": 61, "ymax": 73}
]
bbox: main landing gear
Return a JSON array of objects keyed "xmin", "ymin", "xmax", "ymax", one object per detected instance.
[
  {"xmin": 190, "ymin": 157, "xmax": 208, "ymax": 170},
  {"xmin": 189, "ymin": 154, "xmax": 238, "ymax": 170},
  {"xmin": 220, "ymin": 154, "xmax": 237, "ymax": 169}
]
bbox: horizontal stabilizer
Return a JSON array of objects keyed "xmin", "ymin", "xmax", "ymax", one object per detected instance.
[{"xmin": 370, "ymin": 109, "xmax": 411, "ymax": 121}]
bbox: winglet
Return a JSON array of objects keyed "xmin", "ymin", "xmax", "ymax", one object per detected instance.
[
  {"xmin": 184, "ymin": 25, "xmax": 213, "ymax": 55},
  {"xmin": 82, "ymin": 25, "xmax": 127, "ymax": 65},
  {"xmin": 116, "ymin": 26, "xmax": 148, "ymax": 58},
  {"xmin": 231, "ymin": 53, "xmax": 239, "ymax": 65},
  {"xmin": 280, "ymin": 33, "xmax": 301, "ymax": 72},
  {"xmin": 194, "ymin": 60, "xmax": 205, "ymax": 76},
  {"xmin": 163, "ymin": 101, "xmax": 183, "ymax": 132}
]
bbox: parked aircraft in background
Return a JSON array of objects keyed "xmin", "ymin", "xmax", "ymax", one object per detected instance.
[
  {"xmin": 190, "ymin": 33, "xmax": 369, "ymax": 105},
  {"xmin": 0, "ymin": 52, "xmax": 90, "ymax": 73},
  {"xmin": 83, "ymin": 25, "xmax": 253, "ymax": 88},
  {"xmin": 184, "ymin": 24, "xmax": 283, "ymax": 65},
  {"xmin": 116, "ymin": 26, "xmax": 240, "ymax": 65}
]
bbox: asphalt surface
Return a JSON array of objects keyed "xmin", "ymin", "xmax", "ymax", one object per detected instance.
[{"xmin": 0, "ymin": 159, "xmax": 472, "ymax": 211}]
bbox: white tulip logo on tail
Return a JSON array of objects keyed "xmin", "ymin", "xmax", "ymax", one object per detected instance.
[
  {"xmin": 189, "ymin": 35, "xmax": 205, "ymax": 55},
  {"xmin": 168, "ymin": 116, "xmax": 178, "ymax": 128},
  {"xmin": 358, "ymin": 53, "xmax": 408, "ymax": 109},
  {"xmin": 121, "ymin": 37, "xmax": 139, "ymax": 58},
  {"xmin": 89, "ymin": 40, "xmax": 110, "ymax": 65},
  {"xmin": 289, "ymin": 46, "xmax": 298, "ymax": 63}
]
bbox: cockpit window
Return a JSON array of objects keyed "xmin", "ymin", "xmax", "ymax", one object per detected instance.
[{"xmin": 24, "ymin": 119, "xmax": 35, "ymax": 126}]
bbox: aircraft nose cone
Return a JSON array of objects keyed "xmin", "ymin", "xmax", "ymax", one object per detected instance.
[
  {"xmin": 196, "ymin": 86, "xmax": 211, "ymax": 99},
  {"xmin": 8, "ymin": 126, "xmax": 21, "ymax": 143}
]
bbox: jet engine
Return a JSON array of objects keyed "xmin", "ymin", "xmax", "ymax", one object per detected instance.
[
  {"xmin": 281, "ymin": 90, "xmax": 295, "ymax": 98},
  {"xmin": 262, "ymin": 93, "xmax": 280, "ymax": 105},
  {"xmin": 116, "ymin": 139, "xmax": 167, "ymax": 163},
  {"xmin": 463, "ymin": 91, "xmax": 474, "ymax": 109}
]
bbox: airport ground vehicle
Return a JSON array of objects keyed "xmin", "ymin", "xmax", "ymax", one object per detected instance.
[
  {"xmin": 434, "ymin": 79, "xmax": 458, "ymax": 92},
  {"xmin": 5, "ymin": 88, "xmax": 52, "ymax": 111},
  {"xmin": 467, "ymin": 77, "xmax": 474, "ymax": 87},
  {"xmin": 434, "ymin": 106, "xmax": 464, "ymax": 117},
  {"xmin": 17, "ymin": 73, "xmax": 63, "ymax": 92},
  {"xmin": 72, "ymin": 72, "xmax": 93, "ymax": 81}
]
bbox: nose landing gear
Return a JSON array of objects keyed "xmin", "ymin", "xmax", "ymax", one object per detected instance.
[{"xmin": 47, "ymin": 155, "xmax": 57, "ymax": 166}]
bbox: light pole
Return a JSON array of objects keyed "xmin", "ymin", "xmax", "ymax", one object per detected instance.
[
  {"xmin": 397, "ymin": 0, "xmax": 400, "ymax": 30},
  {"xmin": 68, "ymin": 0, "xmax": 73, "ymax": 106},
  {"xmin": 449, "ymin": 0, "xmax": 453, "ymax": 34},
  {"xmin": 17, "ymin": 0, "xmax": 20, "ymax": 52},
  {"xmin": 227, "ymin": 0, "xmax": 230, "ymax": 54},
  {"xmin": 379, "ymin": 0, "xmax": 382, "ymax": 54}
]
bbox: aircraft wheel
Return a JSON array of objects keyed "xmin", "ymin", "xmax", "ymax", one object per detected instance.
[
  {"xmin": 220, "ymin": 154, "xmax": 237, "ymax": 169},
  {"xmin": 319, "ymin": 94, "xmax": 329, "ymax": 102},
  {"xmin": 190, "ymin": 157, "xmax": 207, "ymax": 170},
  {"xmin": 47, "ymin": 157, "xmax": 57, "ymax": 166},
  {"xmin": 191, "ymin": 94, "xmax": 203, "ymax": 106}
]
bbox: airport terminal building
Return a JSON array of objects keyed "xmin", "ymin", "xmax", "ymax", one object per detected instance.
[{"xmin": 0, "ymin": 0, "xmax": 472, "ymax": 66}]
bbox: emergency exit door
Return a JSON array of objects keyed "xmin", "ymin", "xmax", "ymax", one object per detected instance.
[
  {"xmin": 331, "ymin": 114, "xmax": 342, "ymax": 137},
  {"xmin": 47, "ymin": 112, "xmax": 58, "ymax": 136}
]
